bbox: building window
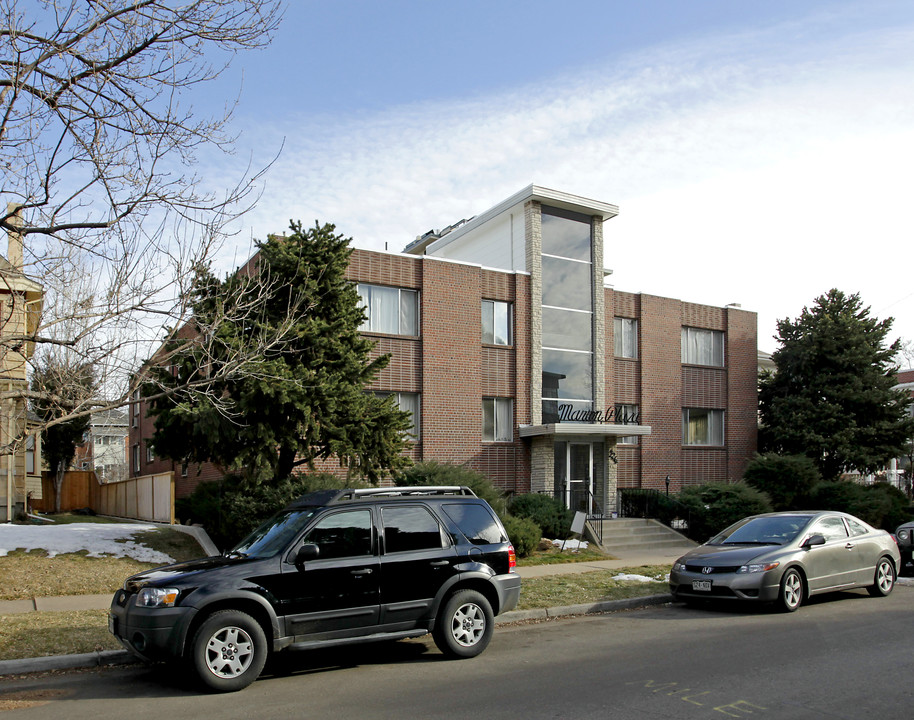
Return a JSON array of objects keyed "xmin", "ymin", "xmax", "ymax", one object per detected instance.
[
  {"xmin": 131, "ymin": 389, "xmax": 141, "ymax": 427},
  {"xmin": 682, "ymin": 408, "xmax": 725, "ymax": 446},
  {"xmin": 482, "ymin": 300, "xmax": 512, "ymax": 345},
  {"xmin": 373, "ymin": 391, "xmax": 420, "ymax": 439},
  {"xmin": 146, "ymin": 443, "xmax": 154, "ymax": 463},
  {"xmin": 483, "ymin": 397, "xmax": 513, "ymax": 442},
  {"xmin": 681, "ymin": 327, "xmax": 724, "ymax": 367},
  {"xmin": 615, "ymin": 404, "xmax": 640, "ymax": 445},
  {"xmin": 132, "ymin": 444, "xmax": 141, "ymax": 473},
  {"xmin": 358, "ymin": 283, "xmax": 419, "ymax": 336},
  {"xmin": 614, "ymin": 318, "xmax": 638, "ymax": 359},
  {"xmin": 181, "ymin": 462, "xmax": 189, "ymax": 478},
  {"xmin": 25, "ymin": 436, "xmax": 35, "ymax": 474}
]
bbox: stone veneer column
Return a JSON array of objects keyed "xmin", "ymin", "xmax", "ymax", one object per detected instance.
[{"xmin": 529, "ymin": 436, "xmax": 553, "ymax": 494}]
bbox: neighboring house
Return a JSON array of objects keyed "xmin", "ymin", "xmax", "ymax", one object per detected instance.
[
  {"xmin": 74, "ymin": 408, "xmax": 129, "ymax": 484},
  {"xmin": 889, "ymin": 368, "xmax": 914, "ymax": 493},
  {"xmin": 1, "ymin": 204, "xmax": 44, "ymax": 521},
  {"xmin": 132, "ymin": 186, "xmax": 759, "ymax": 515}
]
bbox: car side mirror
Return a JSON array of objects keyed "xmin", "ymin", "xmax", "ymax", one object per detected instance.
[
  {"xmin": 294, "ymin": 543, "xmax": 319, "ymax": 568},
  {"xmin": 802, "ymin": 534, "xmax": 826, "ymax": 549}
]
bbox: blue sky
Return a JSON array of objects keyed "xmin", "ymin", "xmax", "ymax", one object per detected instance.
[{"xmin": 197, "ymin": 0, "xmax": 914, "ymax": 355}]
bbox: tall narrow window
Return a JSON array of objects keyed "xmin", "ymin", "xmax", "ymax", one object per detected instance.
[
  {"xmin": 483, "ymin": 397, "xmax": 513, "ymax": 442},
  {"xmin": 614, "ymin": 318, "xmax": 638, "ymax": 359},
  {"xmin": 682, "ymin": 408, "xmax": 725, "ymax": 446},
  {"xmin": 681, "ymin": 327, "xmax": 724, "ymax": 367},
  {"xmin": 358, "ymin": 284, "xmax": 419, "ymax": 336},
  {"xmin": 482, "ymin": 300, "xmax": 512, "ymax": 345}
]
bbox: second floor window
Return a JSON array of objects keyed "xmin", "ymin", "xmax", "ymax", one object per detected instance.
[
  {"xmin": 614, "ymin": 317, "xmax": 638, "ymax": 358},
  {"xmin": 615, "ymin": 404, "xmax": 640, "ymax": 445},
  {"xmin": 358, "ymin": 283, "xmax": 418, "ymax": 336},
  {"xmin": 482, "ymin": 300, "xmax": 512, "ymax": 345},
  {"xmin": 681, "ymin": 327, "xmax": 724, "ymax": 367},
  {"xmin": 373, "ymin": 391, "xmax": 420, "ymax": 439}
]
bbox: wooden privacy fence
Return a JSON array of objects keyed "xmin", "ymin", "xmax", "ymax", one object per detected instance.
[{"xmin": 33, "ymin": 470, "xmax": 175, "ymax": 524}]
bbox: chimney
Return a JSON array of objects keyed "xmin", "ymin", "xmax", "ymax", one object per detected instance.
[{"xmin": 6, "ymin": 202, "xmax": 23, "ymax": 270}]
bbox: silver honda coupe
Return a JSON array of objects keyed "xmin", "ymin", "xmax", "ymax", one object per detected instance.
[{"xmin": 670, "ymin": 510, "xmax": 900, "ymax": 612}]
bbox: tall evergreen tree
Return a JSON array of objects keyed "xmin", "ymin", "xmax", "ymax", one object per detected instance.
[
  {"xmin": 759, "ymin": 289, "xmax": 914, "ymax": 480},
  {"xmin": 147, "ymin": 222, "xmax": 412, "ymax": 484}
]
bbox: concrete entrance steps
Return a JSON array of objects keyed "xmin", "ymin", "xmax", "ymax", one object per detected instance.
[{"xmin": 590, "ymin": 517, "xmax": 697, "ymax": 556}]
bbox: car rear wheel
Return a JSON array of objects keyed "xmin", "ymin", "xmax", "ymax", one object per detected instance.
[
  {"xmin": 778, "ymin": 568, "xmax": 804, "ymax": 612},
  {"xmin": 433, "ymin": 589, "xmax": 494, "ymax": 659},
  {"xmin": 191, "ymin": 610, "xmax": 267, "ymax": 692},
  {"xmin": 867, "ymin": 557, "xmax": 896, "ymax": 597}
]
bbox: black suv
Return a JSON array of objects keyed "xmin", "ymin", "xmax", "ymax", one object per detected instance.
[
  {"xmin": 109, "ymin": 486, "xmax": 521, "ymax": 692},
  {"xmin": 895, "ymin": 520, "xmax": 914, "ymax": 574}
]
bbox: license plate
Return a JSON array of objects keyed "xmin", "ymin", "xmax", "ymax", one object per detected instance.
[
  {"xmin": 108, "ymin": 613, "xmax": 117, "ymax": 635},
  {"xmin": 692, "ymin": 580, "xmax": 712, "ymax": 592}
]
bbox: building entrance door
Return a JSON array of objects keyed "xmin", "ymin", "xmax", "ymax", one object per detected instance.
[{"xmin": 566, "ymin": 443, "xmax": 593, "ymax": 514}]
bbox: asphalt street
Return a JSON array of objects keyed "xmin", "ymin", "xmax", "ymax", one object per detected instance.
[{"xmin": 2, "ymin": 583, "xmax": 911, "ymax": 719}]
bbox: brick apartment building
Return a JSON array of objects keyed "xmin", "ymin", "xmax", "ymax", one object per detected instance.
[{"xmin": 132, "ymin": 186, "xmax": 758, "ymax": 514}]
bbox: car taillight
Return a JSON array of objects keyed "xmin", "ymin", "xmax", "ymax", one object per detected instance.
[{"xmin": 508, "ymin": 544, "xmax": 516, "ymax": 569}]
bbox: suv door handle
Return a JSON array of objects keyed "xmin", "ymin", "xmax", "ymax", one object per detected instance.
[
  {"xmin": 351, "ymin": 568, "xmax": 373, "ymax": 576},
  {"xmin": 430, "ymin": 560, "xmax": 450, "ymax": 567}
]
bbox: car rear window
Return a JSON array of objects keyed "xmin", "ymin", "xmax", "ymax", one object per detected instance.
[{"xmin": 442, "ymin": 503, "xmax": 506, "ymax": 545}]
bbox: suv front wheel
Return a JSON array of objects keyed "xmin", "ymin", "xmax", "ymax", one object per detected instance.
[
  {"xmin": 433, "ymin": 589, "xmax": 494, "ymax": 659},
  {"xmin": 191, "ymin": 610, "xmax": 268, "ymax": 692}
]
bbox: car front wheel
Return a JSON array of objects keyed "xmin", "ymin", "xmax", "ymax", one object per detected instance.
[
  {"xmin": 433, "ymin": 589, "xmax": 494, "ymax": 659},
  {"xmin": 191, "ymin": 610, "xmax": 268, "ymax": 692},
  {"xmin": 778, "ymin": 568, "xmax": 804, "ymax": 612},
  {"xmin": 867, "ymin": 557, "xmax": 896, "ymax": 597}
]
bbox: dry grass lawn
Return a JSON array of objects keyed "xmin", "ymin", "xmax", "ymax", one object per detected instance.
[{"xmin": 0, "ymin": 610, "xmax": 120, "ymax": 660}]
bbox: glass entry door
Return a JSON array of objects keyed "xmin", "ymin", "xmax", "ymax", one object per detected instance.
[{"xmin": 566, "ymin": 443, "xmax": 593, "ymax": 514}]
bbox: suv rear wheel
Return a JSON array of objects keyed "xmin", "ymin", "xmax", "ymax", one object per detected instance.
[
  {"xmin": 433, "ymin": 589, "xmax": 494, "ymax": 659},
  {"xmin": 191, "ymin": 610, "xmax": 268, "ymax": 692}
]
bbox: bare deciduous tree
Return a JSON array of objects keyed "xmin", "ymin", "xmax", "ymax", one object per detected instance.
[{"xmin": 0, "ymin": 1, "xmax": 289, "ymax": 462}]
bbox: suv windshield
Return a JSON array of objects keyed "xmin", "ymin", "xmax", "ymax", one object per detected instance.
[
  {"xmin": 711, "ymin": 515, "xmax": 813, "ymax": 546},
  {"xmin": 231, "ymin": 508, "xmax": 318, "ymax": 558}
]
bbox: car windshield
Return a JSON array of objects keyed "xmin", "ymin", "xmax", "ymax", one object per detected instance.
[
  {"xmin": 710, "ymin": 515, "xmax": 813, "ymax": 546},
  {"xmin": 230, "ymin": 508, "xmax": 318, "ymax": 559}
]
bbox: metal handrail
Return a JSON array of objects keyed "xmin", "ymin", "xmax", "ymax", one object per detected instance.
[{"xmin": 617, "ymin": 488, "xmax": 691, "ymax": 534}]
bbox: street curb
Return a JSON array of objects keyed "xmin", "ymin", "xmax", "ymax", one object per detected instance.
[
  {"xmin": 0, "ymin": 594, "xmax": 674, "ymax": 677},
  {"xmin": 0, "ymin": 649, "xmax": 136, "ymax": 677},
  {"xmin": 496, "ymin": 593, "xmax": 672, "ymax": 625}
]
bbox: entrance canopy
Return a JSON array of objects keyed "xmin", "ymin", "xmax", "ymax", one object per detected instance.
[{"xmin": 518, "ymin": 423, "xmax": 652, "ymax": 439}]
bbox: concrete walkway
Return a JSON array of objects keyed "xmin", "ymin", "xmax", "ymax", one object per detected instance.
[{"xmin": 0, "ymin": 546, "xmax": 692, "ymax": 677}]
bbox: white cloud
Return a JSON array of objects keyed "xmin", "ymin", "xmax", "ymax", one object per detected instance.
[{"xmin": 215, "ymin": 11, "xmax": 914, "ymax": 351}]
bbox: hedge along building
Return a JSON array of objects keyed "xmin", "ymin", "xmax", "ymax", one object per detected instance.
[{"xmin": 131, "ymin": 186, "xmax": 758, "ymax": 513}]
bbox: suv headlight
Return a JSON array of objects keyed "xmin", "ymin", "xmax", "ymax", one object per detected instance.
[
  {"xmin": 737, "ymin": 562, "xmax": 779, "ymax": 574},
  {"xmin": 136, "ymin": 587, "xmax": 180, "ymax": 608},
  {"xmin": 898, "ymin": 529, "xmax": 910, "ymax": 542}
]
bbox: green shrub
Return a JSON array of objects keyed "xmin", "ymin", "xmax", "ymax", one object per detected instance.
[
  {"xmin": 501, "ymin": 514, "xmax": 541, "ymax": 557},
  {"xmin": 806, "ymin": 480, "xmax": 912, "ymax": 531},
  {"xmin": 508, "ymin": 493, "xmax": 573, "ymax": 539},
  {"xmin": 398, "ymin": 461, "xmax": 509, "ymax": 517},
  {"xmin": 743, "ymin": 453, "xmax": 821, "ymax": 510},
  {"xmin": 677, "ymin": 482, "xmax": 773, "ymax": 541},
  {"xmin": 176, "ymin": 472, "xmax": 357, "ymax": 551}
]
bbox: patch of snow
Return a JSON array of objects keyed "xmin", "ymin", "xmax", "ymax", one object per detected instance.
[
  {"xmin": 613, "ymin": 573, "xmax": 670, "ymax": 583},
  {"xmin": 0, "ymin": 523, "xmax": 174, "ymax": 564},
  {"xmin": 550, "ymin": 538, "xmax": 589, "ymax": 550}
]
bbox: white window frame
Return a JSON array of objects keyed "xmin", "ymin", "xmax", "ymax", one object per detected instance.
[
  {"xmin": 681, "ymin": 327, "xmax": 724, "ymax": 367},
  {"xmin": 482, "ymin": 300, "xmax": 512, "ymax": 346},
  {"xmin": 483, "ymin": 397, "xmax": 513, "ymax": 442},
  {"xmin": 614, "ymin": 317, "xmax": 638, "ymax": 359},
  {"xmin": 358, "ymin": 283, "xmax": 419, "ymax": 336},
  {"xmin": 615, "ymin": 404, "xmax": 640, "ymax": 445},
  {"xmin": 682, "ymin": 408, "xmax": 725, "ymax": 446}
]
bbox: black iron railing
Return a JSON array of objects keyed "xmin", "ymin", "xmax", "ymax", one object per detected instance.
[{"xmin": 617, "ymin": 488, "xmax": 691, "ymax": 536}]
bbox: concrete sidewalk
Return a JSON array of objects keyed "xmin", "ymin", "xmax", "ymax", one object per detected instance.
[{"xmin": 0, "ymin": 547, "xmax": 689, "ymax": 677}]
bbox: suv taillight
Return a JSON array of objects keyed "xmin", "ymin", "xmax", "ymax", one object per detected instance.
[{"xmin": 508, "ymin": 544, "xmax": 516, "ymax": 569}]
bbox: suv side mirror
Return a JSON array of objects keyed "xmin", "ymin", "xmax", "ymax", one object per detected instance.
[
  {"xmin": 802, "ymin": 534, "xmax": 826, "ymax": 549},
  {"xmin": 295, "ymin": 543, "xmax": 320, "ymax": 568}
]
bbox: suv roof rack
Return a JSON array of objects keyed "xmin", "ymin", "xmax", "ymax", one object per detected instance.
[{"xmin": 345, "ymin": 486, "xmax": 476, "ymax": 499}]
